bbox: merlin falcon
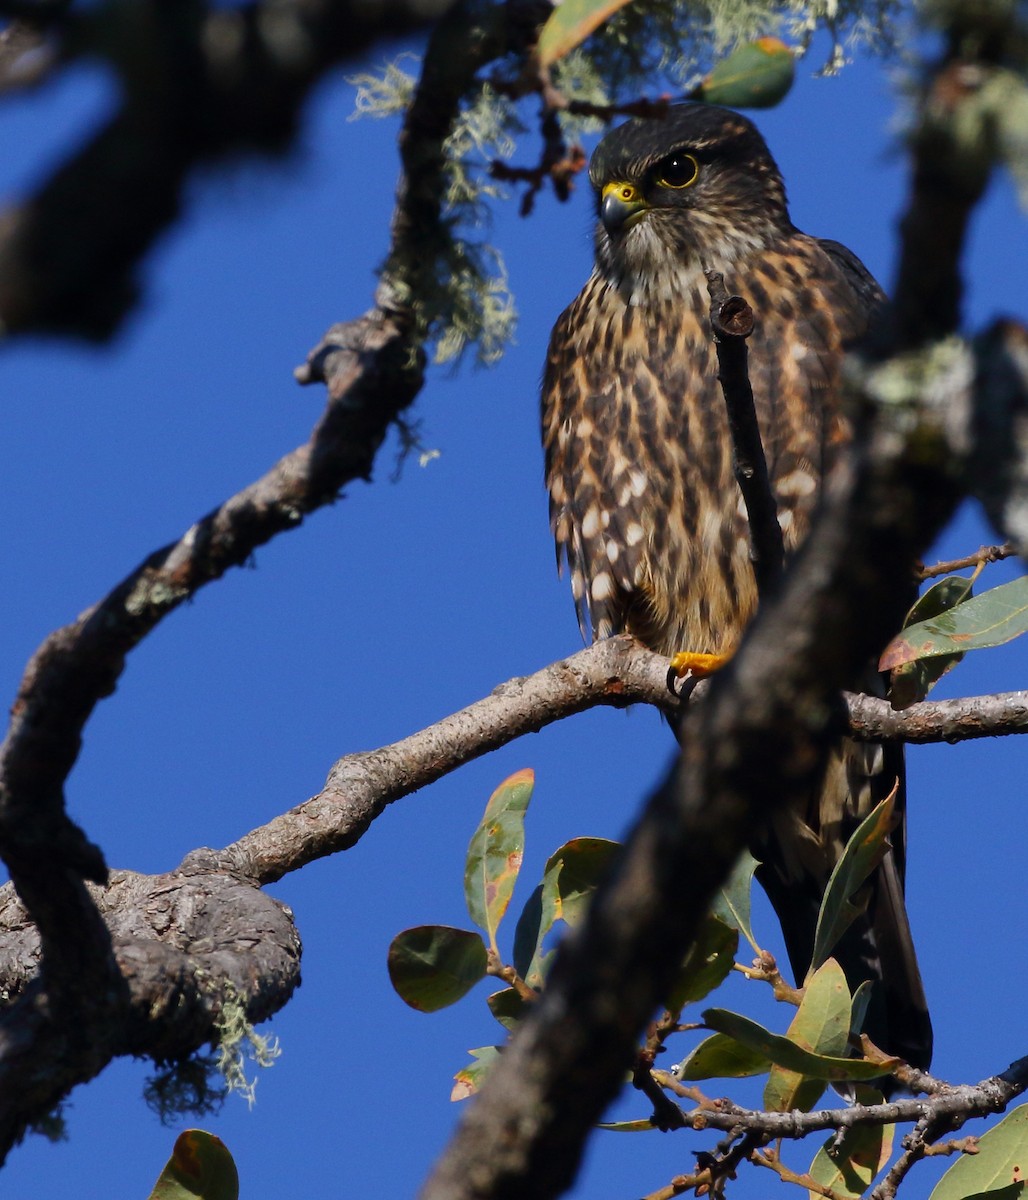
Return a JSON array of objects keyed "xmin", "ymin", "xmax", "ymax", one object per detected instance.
[{"xmin": 541, "ymin": 104, "xmax": 931, "ymax": 1073}]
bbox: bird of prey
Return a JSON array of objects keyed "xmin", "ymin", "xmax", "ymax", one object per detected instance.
[{"xmin": 541, "ymin": 103, "xmax": 932, "ymax": 1073}]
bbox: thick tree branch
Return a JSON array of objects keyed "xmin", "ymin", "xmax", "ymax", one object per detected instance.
[{"xmin": 0, "ymin": 868, "xmax": 300, "ymax": 1161}]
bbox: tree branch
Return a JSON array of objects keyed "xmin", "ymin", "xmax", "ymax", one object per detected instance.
[
  {"xmin": 0, "ymin": 868, "xmax": 300, "ymax": 1160},
  {"xmin": 177, "ymin": 639, "xmax": 1028, "ymax": 889},
  {"xmin": 705, "ymin": 269, "xmax": 785, "ymax": 595}
]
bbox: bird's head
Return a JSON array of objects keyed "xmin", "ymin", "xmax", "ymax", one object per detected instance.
[{"xmin": 589, "ymin": 104, "xmax": 792, "ymax": 300}]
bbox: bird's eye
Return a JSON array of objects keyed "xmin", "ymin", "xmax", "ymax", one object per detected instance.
[{"xmin": 655, "ymin": 153, "xmax": 699, "ymax": 189}]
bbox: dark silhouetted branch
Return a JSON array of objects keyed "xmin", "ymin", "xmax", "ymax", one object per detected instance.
[
  {"xmin": 705, "ymin": 269, "xmax": 785, "ymax": 595},
  {"xmin": 0, "ymin": 0, "xmax": 459, "ymax": 338}
]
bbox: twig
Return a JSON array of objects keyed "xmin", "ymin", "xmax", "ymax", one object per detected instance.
[
  {"xmin": 923, "ymin": 1136, "xmax": 979, "ymax": 1156},
  {"xmin": 705, "ymin": 269, "xmax": 785, "ymax": 595},
  {"xmin": 733, "ymin": 952, "xmax": 803, "ymax": 1005},
  {"xmin": 489, "ymin": 112, "xmax": 587, "ymax": 216},
  {"xmin": 751, "ymin": 1146, "xmax": 846, "ymax": 1199},
  {"xmin": 632, "ymin": 1055, "xmax": 688, "ymax": 1131},
  {"xmin": 869, "ymin": 1114, "xmax": 934, "ymax": 1200},
  {"xmin": 917, "ymin": 542, "xmax": 1015, "ymax": 580}
]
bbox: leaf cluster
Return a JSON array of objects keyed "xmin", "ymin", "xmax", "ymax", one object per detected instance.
[{"xmin": 380, "ymin": 768, "xmax": 1028, "ymax": 1197}]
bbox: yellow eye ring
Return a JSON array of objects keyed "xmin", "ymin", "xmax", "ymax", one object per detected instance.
[{"xmin": 655, "ymin": 152, "xmax": 699, "ymax": 190}]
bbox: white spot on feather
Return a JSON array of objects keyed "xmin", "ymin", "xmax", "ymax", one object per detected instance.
[
  {"xmin": 777, "ymin": 469, "xmax": 816, "ymax": 498},
  {"xmin": 591, "ymin": 572, "xmax": 615, "ymax": 601},
  {"xmin": 581, "ymin": 507, "xmax": 600, "ymax": 539}
]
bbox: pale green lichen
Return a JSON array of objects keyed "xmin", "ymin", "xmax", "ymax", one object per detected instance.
[
  {"xmin": 350, "ymin": 64, "xmax": 519, "ymax": 367},
  {"xmin": 142, "ymin": 984, "xmax": 280, "ymax": 1122},
  {"xmin": 346, "ymin": 55, "xmax": 418, "ymax": 119},
  {"xmin": 213, "ymin": 987, "xmax": 281, "ymax": 1109}
]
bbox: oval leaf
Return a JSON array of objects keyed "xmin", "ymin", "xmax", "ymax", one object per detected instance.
[
  {"xmin": 537, "ymin": 0, "xmax": 638, "ymax": 67},
  {"xmin": 148, "ymin": 1130, "xmax": 239, "ymax": 1200},
  {"xmin": 487, "ymin": 987, "xmax": 528, "ymax": 1031},
  {"xmin": 512, "ymin": 866, "xmax": 560, "ymax": 990},
  {"xmin": 668, "ymin": 914, "xmax": 739, "ymax": 1010},
  {"xmin": 929, "ymin": 1104, "xmax": 1028, "ymax": 1200},
  {"xmin": 880, "ymin": 574, "xmax": 1028, "ymax": 670},
  {"xmin": 703, "ymin": 1005, "xmax": 893, "ymax": 1082},
  {"xmin": 451, "ymin": 1046, "xmax": 501, "ymax": 1101},
  {"xmin": 890, "ymin": 575, "xmax": 975, "ymax": 707},
  {"xmin": 764, "ymin": 958, "xmax": 851, "ymax": 1112},
  {"xmin": 388, "ymin": 925, "xmax": 487, "ymax": 1012},
  {"xmin": 675, "ymin": 1033, "xmax": 771, "ymax": 1081},
  {"xmin": 711, "ymin": 848, "xmax": 761, "ymax": 952},
  {"xmin": 695, "ymin": 38, "xmax": 795, "ymax": 109},
  {"xmin": 811, "ymin": 789, "xmax": 897, "ymax": 975},
  {"xmin": 905, "ymin": 574, "xmax": 976, "ymax": 626},
  {"xmin": 808, "ymin": 1120, "xmax": 895, "ymax": 1199},
  {"xmin": 548, "ymin": 837, "xmax": 620, "ymax": 928},
  {"xmin": 465, "ymin": 769, "xmax": 534, "ymax": 947}
]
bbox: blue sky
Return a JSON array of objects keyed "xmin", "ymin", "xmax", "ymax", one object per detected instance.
[{"xmin": 1, "ymin": 28, "xmax": 1026, "ymax": 1200}]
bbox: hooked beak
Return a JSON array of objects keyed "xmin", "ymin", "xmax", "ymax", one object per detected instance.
[{"xmin": 600, "ymin": 181, "xmax": 648, "ymax": 232}]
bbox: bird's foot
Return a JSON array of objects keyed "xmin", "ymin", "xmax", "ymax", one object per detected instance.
[{"xmin": 668, "ymin": 649, "xmax": 733, "ymax": 679}]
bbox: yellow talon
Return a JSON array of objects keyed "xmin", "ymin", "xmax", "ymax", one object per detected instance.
[{"xmin": 669, "ymin": 649, "xmax": 734, "ymax": 679}]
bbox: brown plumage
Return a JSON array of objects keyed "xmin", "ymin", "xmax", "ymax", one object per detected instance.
[{"xmin": 541, "ymin": 104, "xmax": 931, "ymax": 1074}]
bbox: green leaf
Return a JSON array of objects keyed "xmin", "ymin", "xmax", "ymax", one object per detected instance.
[
  {"xmin": 694, "ymin": 38, "xmax": 795, "ymax": 109},
  {"xmin": 811, "ymin": 791, "xmax": 897, "ymax": 974},
  {"xmin": 549, "ymin": 837, "xmax": 621, "ymax": 928},
  {"xmin": 450, "ymin": 1047, "xmax": 501, "ymax": 1101},
  {"xmin": 667, "ymin": 914, "xmax": 739, "ymax": 1010},
  {"xmin": 387, "ymin": 925, "xmax": 487, "ymax": 1012},
  {"xmin": 807, "ymin": 1120, "xmax": 895, "ymax": 1199},
  {"xmin": 889, "ymin": 575, "xmax": 974, "ymax": 707},
  {"xmin": 536, "ymin": 0, "xmax": 638, "ymax": 67},
  {"xmin": 850, "ymin": 979, "xmax": 874, "ymax": 1040},
  {"xmin": 487, "ymin": 987, "xmax": 528, "ymax": 1031},
  {"xmin": 711, "ymin": 849, "xmax": 761, "ymax": 953},
  {"xmin": 464, "ymin": 769, "xmax": 534, "ymax": 948},
  {"xmin": 764, "ymin": 958, "xmax": 852, "ymax": 1112},
  {"xmin": 880, "ymin": 575, "xmax": 1028, "ymax": 670},
  {"xmin": 929, "ymin": 1104, "xmax": 1028, "ymax": 1200},
  {"xmin": 675, "ymin": 1033, "xmax": 770, "ymax": 1081},
  {"xmin": 597, "ymin": 1118, "xmax": 658, "ymax": 1132},
  {"xmin": 703, "ymin": 1008, "xmax": 893, "ymax": 1084},
  {"xmin": 513, "ymin": 847, "xmax": 564, "ymax": 989},
  {"xmin": 148, "ymin": 1130, "xmax": 239, "ymax": 1200}
]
